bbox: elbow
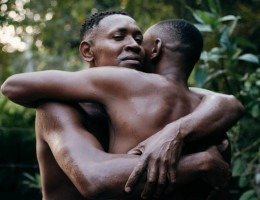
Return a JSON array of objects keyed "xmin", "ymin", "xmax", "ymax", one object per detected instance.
[
  {"xmin": 1, "ymin": 75, "xmax": 35, "ymax": 107},
  {"xmin": 79, "ymin": 185, "xmax": 99, "ymax": 200},
  {"xmin": 1, "ymin": 76, "xmax": 18, "ymax": 100},
  {"xmin": 212, "ymin": 93, "xmax": 245, "ymax": 119},
  {"xmin": 75, "ymin": 165, "xmax": 105, "ymax": 199},
  {"xmin": 79, "ymin": 181, "xmax": 107, "ymax": 200},
  {"xmin": 226, "ymin": 95, "xmax": 245, "ymax": 119}
]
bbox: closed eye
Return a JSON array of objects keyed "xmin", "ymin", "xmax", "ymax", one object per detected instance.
[
  {"xmin": 135, "ymin": 37, "xmax": 143, "ymax": 44},
  {"xmin": 113, "ymin": 35, "xmax": 125, "ymax": 41}
]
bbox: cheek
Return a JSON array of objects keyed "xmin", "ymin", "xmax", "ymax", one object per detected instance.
[
  {"xmin": 93, "ymin": 40, "xmax": 124, "ymax": 66},
  {"xmin": 95, "ymin": 48, "xmax": 120, "ymax": 66}
]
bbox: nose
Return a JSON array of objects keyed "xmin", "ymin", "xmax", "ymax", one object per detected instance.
[{"xmin": 124, "ymin": 37, "xmax": 141, "ymax": 54}]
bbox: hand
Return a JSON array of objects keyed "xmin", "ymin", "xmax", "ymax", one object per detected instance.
[
  {"xmin": 125, "ymin": 124, "xmax": 184, "ymax": 199},
  {"xmin": 202, "ymin": 139, "xmax": 231, "ymax": 188}
]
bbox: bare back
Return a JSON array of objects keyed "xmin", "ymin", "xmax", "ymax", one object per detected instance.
[
  {"xmin": 82, "ymin": 69, "xmax": 202, "ymax": 153},
  {"xmin": 30, "ymin": 68, "xmax": 201, "ymax": 153}
]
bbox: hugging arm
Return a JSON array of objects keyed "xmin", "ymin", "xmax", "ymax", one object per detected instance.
[
  {"xmin": 37, "ymin": 102, "xmax": 230, "ymax": 199},
  {"xmin": 0, "ymin": 67, "xmax": 144, "ymax": 107},
  {"xmin": 125, "ymin": 87, "xmax": 244, "ymax": 195},
  {"xmin": 36, "ymin": 103, "xmax": 141, "ymax": 199}
]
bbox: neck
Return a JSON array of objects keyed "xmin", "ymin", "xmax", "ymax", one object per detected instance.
[{"xmin": 154, "ymin": 53, "xmax": 188, "ymax": 87}]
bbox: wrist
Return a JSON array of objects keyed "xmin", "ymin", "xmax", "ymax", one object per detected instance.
[{"xmin": 177, "ymin": 118, "xmax": 191, "ymax": 145}]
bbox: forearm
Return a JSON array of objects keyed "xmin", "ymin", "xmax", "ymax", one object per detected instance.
[
  {"xmin": 1, "ymin": 71, "xmax": 67, "ymax": 107},
  {"xmin": 64, "ymin": 150, "xmax": 206, "ymax": 200},
  {"xmin": 179, "ymin": 88, "xmax": 244, "ymax": 144},
  {"xmin": 1, "ymin": 67, "xmax": 144, "ymax": 108},
  {"xmin": 1, "ymin": 70, "xmax": 97, "ymax": 107},
  {"xmin": 77, "ymin": 149, "xmax": 208, "ymax": 199}
]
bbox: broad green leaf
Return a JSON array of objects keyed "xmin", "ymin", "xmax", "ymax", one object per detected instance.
[
  {"xmin": 191, "ymin": 10, "xmax": 205, "ymax": 24},
  {"xmin": 194, "ymin": 10, "xmax": 218, "ymax": 26},
  {"xmin": 194, "ymin": 24, "xmax": 212, "ymax": 32},
  {"xmin": 239, "ymin": 189, "xmax": 256, "ymax": 200},
  {"xmin": 238, "ymin": 54, "xmax": 259, "ymax": 64}
]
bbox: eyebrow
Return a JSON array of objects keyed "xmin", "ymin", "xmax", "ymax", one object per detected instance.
[{"xmin": 108, "ymin": 27, "xmax": 142, "ymax": 35}]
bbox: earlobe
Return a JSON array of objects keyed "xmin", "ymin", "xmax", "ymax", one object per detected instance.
[
  {"xmin": 151, "ymin": 38, "xmax": 162, "ymax": 60},
  {"xmin": 79, "ymin": 41, "xmax": 94, "ymax": 62}
]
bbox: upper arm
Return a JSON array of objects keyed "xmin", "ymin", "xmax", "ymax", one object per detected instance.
[
  {"xmin": 36, "ymin": 103, "xmax": 106, "ymax": 196},
  {"xmin": 36, "ymin": 102, "xmax": 142, "ymax": 199}
]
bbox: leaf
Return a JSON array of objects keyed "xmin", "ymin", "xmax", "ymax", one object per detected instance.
[
  {"xmin": 239, "ymin": 176, "xmax": 250, "ymax": 188},
  {"xmin": 207, "ymin": 0, "xmax": 221, "ymax": 15},
  {"xmin": 256, "ymin": 173, "xmax": 260, "ymax": 188},
  {"xmin": 239, "ymin": 189, "xmax": 256, "ymax": 200},
  {"xmin": 220, "ymin": 15, "xmax": 238, "ymax": 22},
  {"xmin": 194, "ymin": 66, "xmax": 207, "ymax": 87},
  {"xmin": 191, "ymin": 10, "xmax": 205, "ymax": 24},
  {"xmin": 229, "ymin": 16, "xmax": 240, "ymax": 35},
  {"xmin": 251, "ymin": 104, "xmax": 259, "ymax": 118},
  {"xmin": 203, "ymin": 69, "xmax": 226, "ymax": 85},
  {"xmin": 195, "ymin": 10, "xmax": 218, "ymax": 26},
  {"xmin": 194, "ymin": 24, "xmax": 212, "ymax": 32},
  {"xmin": 232, "ymin": 158, "xmax": 246, "ymax": 176},
  {"xmin": 220, "ymin": 28, "xmax": 231, "ymax": 49},
  {"xmin": 238, "ymin": 54, "xmax": 259, "ymax": 64}
]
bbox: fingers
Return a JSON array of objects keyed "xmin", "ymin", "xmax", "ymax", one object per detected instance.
[
  {"xmin": 153, "ymin": 164, "xmax": 167, "ymax": 199},
  {"xmin": 141, "ymin": 164, "xmax": 158, "ymax": 199},
  {"xmin": 168, "ymin": 144, "xmax": 180, "ymax": 183},
  {"xmin": 127, "ymin": 144, "xmax": 144, "ymax": 155},
  {"xmin": 217, "ymin": 139, "xmax": 229, "ymax": 152},
  {"xmin": 168, "ymin": 167, "xmax": 177, "ymax": 183},
  {"xmin": 127, "ymin": 148, "xmax": 142, "ymax": 155},
  {"xmin": 125, "ymin": 158, "xmax": 147, "ymax": 193}
]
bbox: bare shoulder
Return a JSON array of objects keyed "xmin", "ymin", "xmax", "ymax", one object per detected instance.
[{"xmin": 35, "ymin": 103, "xmax": 83, "ymax": 140}]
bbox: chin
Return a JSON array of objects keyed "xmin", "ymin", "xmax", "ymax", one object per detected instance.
[{"xmin": 122, "ymin": 63, "xmax": 142, "ymax": 71}]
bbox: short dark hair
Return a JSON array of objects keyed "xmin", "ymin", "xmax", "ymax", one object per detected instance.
[
  {"xmin": 80, "ymin": 10, "xmax": 129, "ymax": 40},
  {"xmin": 151, "ymin": 19, "xmax": 203, "ymax": 74}
]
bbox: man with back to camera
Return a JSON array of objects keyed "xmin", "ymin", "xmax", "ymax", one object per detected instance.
[{"xmin": 1, "ymin": 11, "xmax": 244, "ymax": 200}]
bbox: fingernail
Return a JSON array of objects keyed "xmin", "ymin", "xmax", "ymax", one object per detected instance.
[{"xmin": 125, "ymin": 187, "xmax": 131, "ymax": 193}]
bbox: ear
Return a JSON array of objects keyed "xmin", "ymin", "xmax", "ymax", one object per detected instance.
[
  {"xmin": 150, "ymin": 38, "xmax": 162, "ymax": 60},
  {"xmin": 79, "ymin": 41, "xmax": 94, "ymax": 62}
]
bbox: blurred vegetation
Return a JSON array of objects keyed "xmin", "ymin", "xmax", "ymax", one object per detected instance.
[{"xmin": 0, "ymin": 0, "xmax": 259, "ymax": 199}]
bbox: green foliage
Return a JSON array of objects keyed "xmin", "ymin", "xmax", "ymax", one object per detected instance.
[
  {"xmin": 22, "ymin": 173, "xmax": 41, "ymax": 190},
  {"xmin": 239, "ymin": 189, "xmax": 257, "ymax": 200},
  {"xmin": 0, "ymin": 0, "xmax": 259, "ymax": 199},
  {"xmin": 188, "ymin": 0, "xmax": 260, "ymax": 199}
]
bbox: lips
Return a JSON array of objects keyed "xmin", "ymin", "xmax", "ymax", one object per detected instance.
[
  {"xmin": 118, "ymin": 54, "xmax": 143, "ymax": 69},
  {"xmin": 121, "ymin": 56, "xmax": 142, "ymax": 62}
]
